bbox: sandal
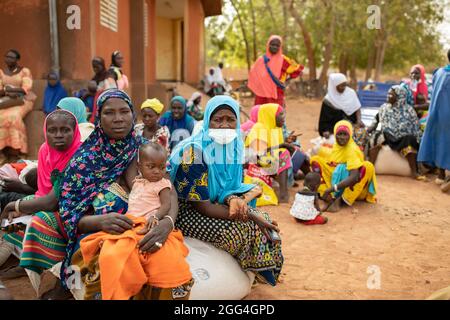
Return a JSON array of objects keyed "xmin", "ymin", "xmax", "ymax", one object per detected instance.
[{"xmin": 415, "ymin": 175, "xmax": 428, "ymax": 182}]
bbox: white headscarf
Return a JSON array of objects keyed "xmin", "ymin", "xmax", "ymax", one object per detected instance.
[
  {"xmin": 213, "ymin": 66, "xmax": 225, "ymax": 86},
  {"xmin": 325, "ymin": 73, "xmax": 361, "ymax": 116},
  {"xmin": 187, "ymin": 92, "xmax": 202, "ymax": 107}
]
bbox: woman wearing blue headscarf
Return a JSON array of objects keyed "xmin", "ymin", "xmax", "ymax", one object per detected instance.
[
  {"xmin": 169, "ymin": 95, "xmax": 283, "ymax": 286},
  {"xmin": 159, "ymin": 96, "xmax": 195, "ymax": 149},
  {"xmin": 43, "ymin": 72, "xmax": 68, "ymax": 115}
]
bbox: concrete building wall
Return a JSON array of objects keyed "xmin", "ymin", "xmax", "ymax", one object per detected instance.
[
  {"xmin": 174, "ymin": 19, "xmax": 184, "ymax": 81},
  {"xmin": 184, "ymin": 0, "xmax": 205, "ymax": 85},
  {"xmin": 57, "ymin": 0, "xmax": 94, "ymax": 80},
  {"xmin": 0, "ymin": 0, "xmax": 52, "ymax": 79},
  {"xmin": 146, "ymin": 0, "xmax": 157, "ymax": 84},
  {"xmin": 93, "ymin": 0, "xmax": 132, "ymax": 82},
  {"xmin": 0, "ymin": 0, "xmax": 219, "ymax": 158}
]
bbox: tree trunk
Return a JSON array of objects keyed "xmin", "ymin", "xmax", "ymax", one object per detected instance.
[
  {"xmin": 365, "ymin": 49, "xmax": 375, "ymax": 82},
  {"xmin": 249, "ymin": 0, "xmax": 258, "ymax": 62},
  {"xmin": 318, "ymin": 9, "xmax": 336, "ymax": 96},
  {"xmin": 265, "ymin": 2, "xmax": 278, "ymax": 31},
  {"xmin": 280, "ymin": 1, "xmax": 289, "ymax": 44},
  {"xmin": 349, "ymin": 54, "xmax": 358, "ymax": 90},
  {"xmin": 230, "ymin": 0, "xmax": 252, "ymax": 71},
  {"xmin": 283, "ymin": 0, "xmax": 317, "ymax": 81},
  {"xmin": 374, "ymin": 30, "xmax": 388, "ymax": 81},
  {"xmin": 339, "ymin": 53, "xmax": 349, "ymax": 75}
]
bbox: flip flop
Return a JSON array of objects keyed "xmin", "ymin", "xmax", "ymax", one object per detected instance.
[{"xmin": 415, "ymin": 175, "xmax": 428, "ymax": 182}]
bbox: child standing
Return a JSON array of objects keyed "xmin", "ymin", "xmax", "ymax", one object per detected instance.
[{"xmin": 290, "ymin": 172, "xmax": 328, "ymax": 225}]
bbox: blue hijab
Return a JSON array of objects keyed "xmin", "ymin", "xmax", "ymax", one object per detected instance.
[
  {"xmin": 57, "ymin": 97, "xmax": 88, "ymax": 124},
  {"xmin": 43, "ymin": 72, "xmax": 68, "ymax": 115},
  {"xmin": 159, "ymin": 96, "xmax": 195, "ymax": 134},
  {"xmin": 169, "ymin": 95, "xmax": 254, "ymax": 204}
]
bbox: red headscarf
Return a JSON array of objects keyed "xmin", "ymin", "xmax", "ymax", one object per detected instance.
[
  {"xmin": 36, "ymin": 110, "xmax": 82, "ymax": 197},
  {"xmin": 248, "ymin": 35, "xmax": 284, "ymax": 100},
  {"xmin": 410, "ymin": 64, "xmax": 429, "ymax": 103}
]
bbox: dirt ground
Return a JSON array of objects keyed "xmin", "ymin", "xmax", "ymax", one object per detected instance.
[
  {"xmin": 244, "ymin": 97, "xmax": 450, "ymax": 300},
  {"xmin": 4, "ymin": 97, "xmax": 450, "ymax": 300}
]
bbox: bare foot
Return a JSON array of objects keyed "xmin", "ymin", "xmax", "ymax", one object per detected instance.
[
  {"xmin": 40, "ymin": 281, "xmax": 73, "ymax": 300},
  {"xmin": 441, "ymin": 180, "xmax": 450, "ymax": 193},
  {"xmin": 0, "ymin": 266, "xmax": 27, "ymax": 280},
  {"xmin": 326, "ymin": 198, "xmax": 342, "ymax": 213}
]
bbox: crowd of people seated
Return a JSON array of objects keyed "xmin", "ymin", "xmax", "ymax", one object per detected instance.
[{"xmin": 0, "ymin": 44, "xmax": 449, "ymax": 300}]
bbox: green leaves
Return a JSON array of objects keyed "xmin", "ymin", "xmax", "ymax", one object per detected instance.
[{"xmin": 206, "ymin": 0, "xmax": 446, "ymax": 78}]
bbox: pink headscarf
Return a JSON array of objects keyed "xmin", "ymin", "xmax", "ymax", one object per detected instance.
[
  {"xmin": 410, "ymin": 64, "xmax": 429, "ymax": 103},
  {"xmin": 241, "ymin": 105, "xmax": 261, "ymax": 133},
  {"xmin": 36, "ymin": 110, "xmax": 82, "ymax": 197},
  {"xmin": 248, "ymin": 35, "xmax": 284, "ymax": 100}
]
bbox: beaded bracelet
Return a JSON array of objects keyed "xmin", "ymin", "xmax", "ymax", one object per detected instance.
[{"xmin": 225, "ymin": 195, "xmax": 240, "ymax": 206}]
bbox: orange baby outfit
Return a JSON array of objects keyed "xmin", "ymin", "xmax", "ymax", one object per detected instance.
[
  {"xmin": 127, "ymin": 177, "xmax": 172, "ymax": 219},
  {"xmin": 80, "ymin": 215, "xmax": 192, "ymax": 300}
]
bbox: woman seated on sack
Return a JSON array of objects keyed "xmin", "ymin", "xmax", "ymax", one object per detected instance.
[
  {"xmin": 310, "ymin": 120, "xmax": 377, "ymax": 212},
  {"xmin": 0, "ymin": 89, "xmax": 193, "ymax": 300},
  {"xmin": 366, "ymin": 85, "xmax": 425, "ymax": 180},
  {"xmin": 0, "ymin": 108, "xmax": 82, "ymax": 276},
  {"xmin": 169, "ymin": 95, "xmax": 284, "ymax": 286}
]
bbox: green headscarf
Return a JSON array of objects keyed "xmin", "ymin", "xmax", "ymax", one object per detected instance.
[{"xmin": 57, "ymin": 97, "xmax": 87, "ymax": 124}]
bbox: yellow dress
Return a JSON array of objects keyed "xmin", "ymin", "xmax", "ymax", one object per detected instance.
[
  {"xmin": 244, "ymin": 104, "xmax": 291, "ymax": 206},
  {"xmin": 310, "ymin": 120, "xmax": 377, "ymax": 206}
]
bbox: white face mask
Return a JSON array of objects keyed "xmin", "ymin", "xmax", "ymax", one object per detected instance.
[{"xmin": 208, "ymin": 129, "xmax": 238, "ymax": 145}]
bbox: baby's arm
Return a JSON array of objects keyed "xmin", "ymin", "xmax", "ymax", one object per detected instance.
[{"xmin": 154, "ymin": 187, "xmax": 172, "ymax": 221}]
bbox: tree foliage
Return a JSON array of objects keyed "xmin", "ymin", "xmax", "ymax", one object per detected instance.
[{"xmin": 205, "ymin": 0, "xmax": 447, "ymax": 84}]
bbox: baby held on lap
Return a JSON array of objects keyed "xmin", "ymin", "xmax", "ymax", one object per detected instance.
[{"xmin": 127, "ymin": 142, "xmax": 173, "ymax": 229}]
